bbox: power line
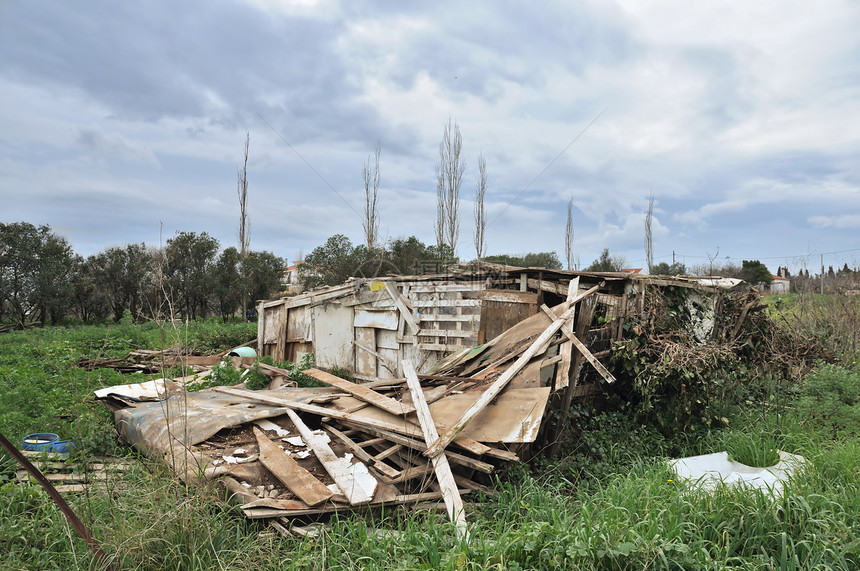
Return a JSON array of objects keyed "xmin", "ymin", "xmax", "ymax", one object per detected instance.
[
  {"xmin": 670, "ymin": 246, "xmax": 860, "ymax": 261},
  {"xmin": 256, "ymin": 111, "xmax": 361, "ymax": 218},
  {"xmin": 487, "ymin": 109, "xmax": 605, "ymax": 229},
  {"xmin": 626, "ymin": 246, "xmax": 860, "ymax": 266}
]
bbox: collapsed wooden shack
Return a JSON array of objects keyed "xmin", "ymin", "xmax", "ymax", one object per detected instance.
[{"xmin": 96, "ymin": 267, "xmax": 753, "ymax": 535}]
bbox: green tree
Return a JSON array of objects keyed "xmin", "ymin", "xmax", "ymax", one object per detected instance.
[
  {"xmin": 387, "ymin": 236, "xmax": 438, "ymax": 275},
  {"xmin": 482, "ymin": 252, "xmax": 562, "ymax": 269},
  {"xmin": 213, "ymin": 247, "xmax": 241, "ymax": 322},
  {"xmin": 0, "ymin": 222, "xmax": 42, "ymax": 325},
  {"xmin": 244, "ymin": 250, "xmax": 285, "ymax": 307},
  {"xmin": 33, "ymin": 231, "xmax": 76, "ymax": 325},
  {"xmin": 71, "ymin": 255, "xmax": 109, "ymax": 323},
  {"xmin": 741, "ymin": 260, "xmax": 773, "ymax": 285},
  {"xmin": 0, "ymin": 222, "xmax": 77, "ymax": 326},
  {"xmin": 299, "ymin": 234, "xmax": 361, "ymax": 290},
  {"xmin": 91, "ymin": 243, "xmax": 154, "ymax": 322},
  {"xmin": 585, "ymin": 248, "xmax": 627, "ymax": 272},
  {"xmin": 165, "ymin": 231, "xmax": 220, "ymax": 319},
  {"xmin": 650, "ymin": 261, "xmax": 687, "ymax": 275}
]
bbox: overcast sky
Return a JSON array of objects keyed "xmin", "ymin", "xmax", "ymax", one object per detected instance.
[{"xmin": 2, "ymin": 0, "xmax": 859, "ymax": 274}]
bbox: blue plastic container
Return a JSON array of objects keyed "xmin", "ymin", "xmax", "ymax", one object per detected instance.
[
  {"xmin": 22, "ymin": 433, "xmax": 59, "ymax": 451},
  {"xmin": 49, "ymin": 440, "xmax": 76, "ymax": 454}
]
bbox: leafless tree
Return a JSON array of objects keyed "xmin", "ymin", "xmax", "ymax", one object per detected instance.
[
  {"xmin": 237, "ymin": 131, "xmax": 250, "ymax": 321},
  {"xmin": 474, "ymin": 153, "xmax": 487, "ymax": 265},
  {"xmin": 435, "ymin": 118, "xmax": 464, "ymax": 256},
  {"xmin": 564, "ymin": 197, "xmax": 574, "ymax": 271},
  {"xmin": 644, "ymin": 191, "xmax": 654, "ymax": 273},
  {"xmin": 362, "ymin": 142, "xmax": 381, "ymax": 250},
  {"xmin": 435, "ymin": 184, "xmax": 445, "ymax": 251}
]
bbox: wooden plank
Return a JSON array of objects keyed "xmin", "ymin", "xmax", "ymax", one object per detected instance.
[
  {"xmin": 417, "ymin": 314, "xmax": 476, "ymax": 322},
  {"xmin": 411, "ymin": 299, "xmax": 481, "ymax": 308},
  {"xmin": 541, "ymin": 305, "xmax": 616, "ymax": 385},
  {"xmin": 283, "ymin": 409, "xmax": 375, "ymax": 505},
  {"xmin": 408, "ymin": 284, "xmax": 483, "ymax": 293},
  {"xmin": 253, "ymin": 427, "xmax": 333, "ymax": 507},
  {"xmin": 416, "ymin": 343, "xmax": 478, "ymax": 352},
  {"xmin": 555, "ymin": 277, "xmax": 579, "ymax": 391},
  {"xmin": 550, "ymin": 297, "xmax": 598, "ymax": 456},
  {"xmin": 417, "ymin": 329, "xmax": 478, "ymax": 339},
  {"xmin": 213, "ymin": 387, "xmax": 483, "ymax": 455},
  {"xmin": 303, "ymin": 368, "xmax": 413, "ymax": 415},
  {"xmin": 385, "ymin": 284, "xmax": 421, "ymax": 335},
  {"xmin": 339, "ymin": 423, "xmax": 495, "ymax": 474},
  {"xmin": 322, "ymin": 423, "xmax": 400, "ymax": 479},
  {"xmin": 480, "ymin": 290, "xmax": 539, "ymax": 304},
  {"xmin": 402, "ymin": 359, "xmax": 467, "ymax": 537},
  {"xmin": 354, "ymin": 327, "xmax": 377, "ymax": 377},
  {"xmin": 424, "ymin": 298, "xmax": 586, "ymax": 458},
  {"xmin": 352, "ymin": 342, "xmax": 399, "ymax": 377},
  {"xmin": 354, "ymin": 309, "xmax": 399, "ymax": 330}
]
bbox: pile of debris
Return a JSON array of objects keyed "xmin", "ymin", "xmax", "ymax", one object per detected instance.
[
  {"xmin": 73, "ymin": 346, "xmax": 260, "ymax": 375},
  {"xmin": 94, "ymin": 268, "xmax": 786, "ymax": 536}
]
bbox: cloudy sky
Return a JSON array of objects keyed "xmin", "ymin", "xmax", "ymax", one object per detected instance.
[{"xmin": 2, "ymin": 0, "xmax": 859, "ymax": 274}]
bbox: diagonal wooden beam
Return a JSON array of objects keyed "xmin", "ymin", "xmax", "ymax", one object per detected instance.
[
  {"xmin": 423, "ymin": 282, "xmax": 605, "ymax": 458},
  {"xmin": 402, "ymin": 359, "xmax": 468, "ymax": 537},
  {"xmin": 540, "ymin": 304, "xmax": 616, "ymax": 385},
  {"xmin": 283, "ymin": 409, "xmax": 375, "ymax": 505},
  {"xmin": 303, "ymin": 367, "xmax": 413, "ymax": 415}
]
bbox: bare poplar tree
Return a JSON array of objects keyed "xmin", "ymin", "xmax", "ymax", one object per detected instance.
[
  {"xmin": 435, "ymin": 182, "xmax": 445, "ymax": 251},
  {"xmin": 362, "ymin": 141, "xmax": 381, "ymax": 250},
  {"xmin": 474, "ymin": 153, "xmax": 487, "ymax": 266},
  {"xmin": 564, "ymin": 197, "xmax": 574, "ymax": 271},
  {"xmin": 435, "ymin": 118, "xmax": 464, "ymax": 256},
  {"xmin": 237, "ymin": 131, "xmax": 250, "ymax": 321},
  {"xmin": 644, "ymin": 191, "xmax": 654, "ymax": 273}
]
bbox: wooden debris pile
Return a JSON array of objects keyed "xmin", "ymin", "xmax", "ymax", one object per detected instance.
[
  {"xmin": 97, "ymin": 277, "xmax": 621, "ymax": 537},
  {"xmin": 74, "ymin": 346, "xmax": 258, "ymax": 375}
]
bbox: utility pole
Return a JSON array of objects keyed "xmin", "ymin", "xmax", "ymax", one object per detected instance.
[{"xmin": 820, "ymin": 254, "xmax": 824, "ymax": 295}]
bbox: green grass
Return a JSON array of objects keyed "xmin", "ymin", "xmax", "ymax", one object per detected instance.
[{"xmin": 1, "ymin": 320, "xmax": 859, "ymax": 569}]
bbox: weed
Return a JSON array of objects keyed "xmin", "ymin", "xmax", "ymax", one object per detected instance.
[{"xmin": 796, "ymin": 363, "xmax": 860, "ymax": 439}]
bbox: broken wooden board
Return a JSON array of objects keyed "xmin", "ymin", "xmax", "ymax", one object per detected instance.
[
  {"xmin": 284, "ymin": 408, "xmax": 376, "ymax": 505},
  {"xmin": 424, "ymin": 303, "xmax": 579, "ymax": 457},
  {"xmin": 322, "ymin": 423, "xmax": 401, "ymax": 479},
  {"xmin": 541, "ymin": 304, "xmax": 616, "ymax": 385},
  {"xmin": 385, "ymin": 284, "xmax": 421, "ymax": 335},
  {"xmin": 303, "ymin": 368, "xmax": 414, "ymax": 416},
  {"xmin": 403, "ymin": 359, "xmax": 467, "ymax": 537},
  {"xmin": 253, "ymin": 427, "xmax": 333, "ymax": 507}
]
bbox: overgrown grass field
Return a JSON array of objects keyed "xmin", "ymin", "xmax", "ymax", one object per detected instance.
[{"xmin": 1, "ymin": 300, "xmax": 859, "ymax": 569}]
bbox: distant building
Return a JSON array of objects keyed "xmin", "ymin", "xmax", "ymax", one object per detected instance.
[
  {"xmin": 766, "ymin": 275, "xmax": 790, "ymax": 295},
  {"xmin": 281, "ymin": 261, "xmax": 302, "ymax": 293}
]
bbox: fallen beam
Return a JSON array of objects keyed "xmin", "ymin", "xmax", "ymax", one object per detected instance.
[{"xmin": 403, "ymin": 359, "xmax": 467, "ymax": 537}]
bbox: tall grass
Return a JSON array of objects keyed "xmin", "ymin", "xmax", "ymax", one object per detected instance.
[
  {"xmin": 1, "ymin": 320, "xmax": 860, "ymax": 569},
  {"xmin": 768, "ymin": 292, "xmax": 860, "ymax": 363}
]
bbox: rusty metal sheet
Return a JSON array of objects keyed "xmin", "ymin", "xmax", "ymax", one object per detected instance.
[{"xmin": 113, "ymin": 387, "xmax": 338, "ymax": 456}]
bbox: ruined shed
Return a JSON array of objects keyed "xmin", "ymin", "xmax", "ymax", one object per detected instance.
[{"xmin": 256, "ymin": 266, "xmax": 737, "ymax": 383}]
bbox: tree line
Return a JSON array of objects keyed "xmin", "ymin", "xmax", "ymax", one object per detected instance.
[{"xmin": 0, "ymin": 221, "xmax": 284, "ymax": 327}]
